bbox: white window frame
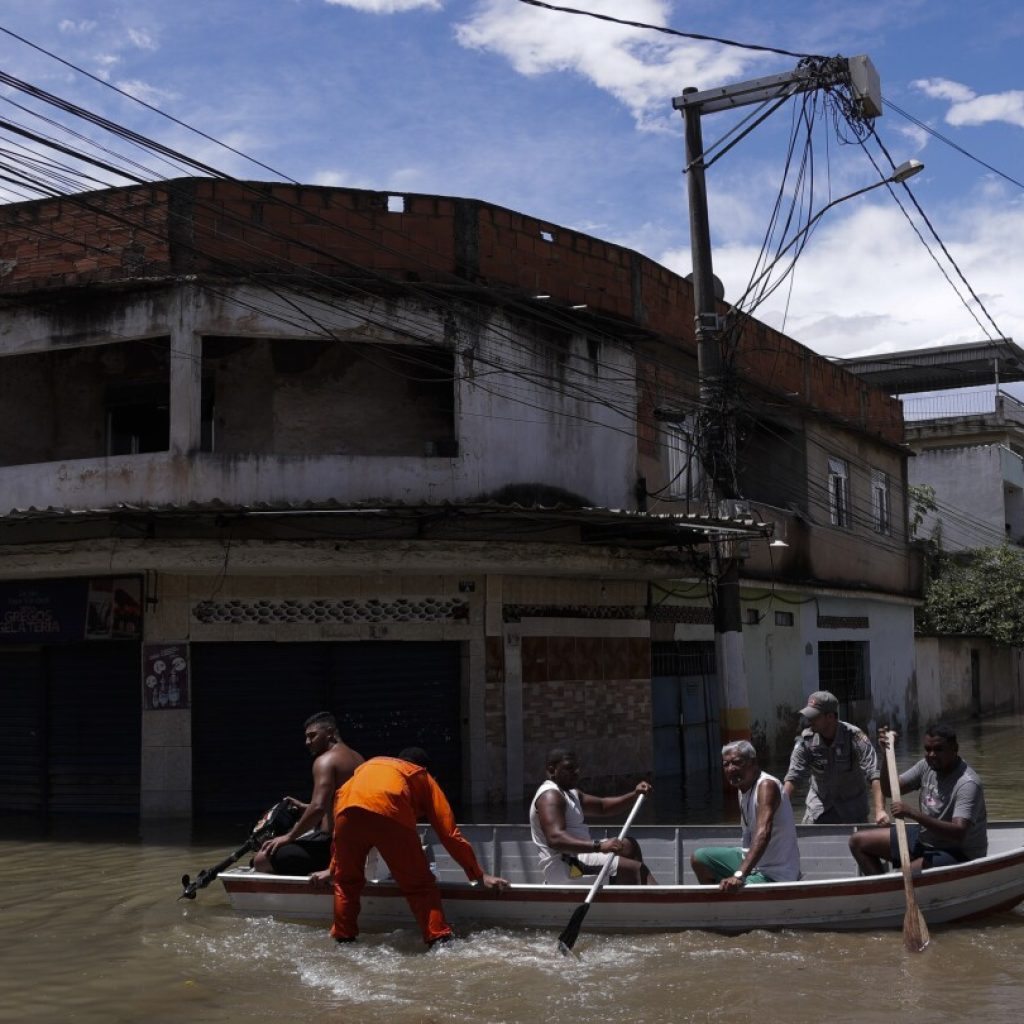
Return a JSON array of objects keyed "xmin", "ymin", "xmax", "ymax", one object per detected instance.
[
  {"xmin": 828, "ymin": 456, "xmax": 850, "ymax": 528},
  {"xmin": 665, "ymin": 418, "xmax": 703, "ymax": 500},
  {"xmin": 871, "ymin": 469, "xmax": 890, "ymax": 534}
]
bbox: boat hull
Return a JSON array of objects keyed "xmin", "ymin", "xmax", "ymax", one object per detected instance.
[{"xmin": 219, "ymin": 823, "xmax": 1024, "ymax": 934}]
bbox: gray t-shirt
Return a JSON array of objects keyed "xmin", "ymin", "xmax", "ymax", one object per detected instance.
[
  {"xmin": 784, "ymin": 720, "xmax": 880, "ymax": 823},
  {"xmin": 900, "ymin": 758, "xmax": 988, "ymax": 860}
]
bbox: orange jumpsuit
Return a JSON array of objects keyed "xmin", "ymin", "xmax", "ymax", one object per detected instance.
[{"xmin": 330, "ymin": 757, "xmax": 484, "ymax": 944}]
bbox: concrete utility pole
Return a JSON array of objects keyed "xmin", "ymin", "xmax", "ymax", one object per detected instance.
[{"xmin": 672, "ymin": 56, "xmax": 883, "ymax": 746}]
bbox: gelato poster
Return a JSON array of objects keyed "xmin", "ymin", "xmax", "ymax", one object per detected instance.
[{"xmin": 143, "ymin": 643, "xmax": 189, "ymax": 710}]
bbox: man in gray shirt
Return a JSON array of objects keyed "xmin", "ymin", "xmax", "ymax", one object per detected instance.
[
  {"xmin": 849, "ymin": 722, "xmax": 988, "ymax": 874},
  {"xmin": 783, "ymin": 690, "xmax": 887, "ymax": 825}
]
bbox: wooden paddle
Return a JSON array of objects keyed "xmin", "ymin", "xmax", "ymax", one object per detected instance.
[
  {"xmin": 883, "ymin": 729, "xmax": 930, "ymax": 952},
  {"xmin": 557, "ymin": 792, "xmax": 646, "ymax": 956}
]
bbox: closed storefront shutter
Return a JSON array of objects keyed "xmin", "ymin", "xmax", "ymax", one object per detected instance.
[
  {"xmin": 330, "ymin": 642, "xmax": 463, "ymax": 801},
  {"xmin": 191, "ymin": 643, "xmax": 329, "ymax": 816},
  {"xmin": 190, "ymin": 641, "xmax": 462, "ymax": 816},
  {"xmin": 0, "ymin": 644, "xmax": 141, "ymax": 814},
  {"xmin": 0, "ymin": 651, "xmax": 47, "ymax": 812},
  {"xmin": 46, "ymin": 643, "xmax": 142, "ymax": 814}
]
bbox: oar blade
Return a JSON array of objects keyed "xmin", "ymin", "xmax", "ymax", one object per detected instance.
[
  {"xmin": 903, "ymin": 905, "xmax": 930, "ymax": 953},
  {"xmin": 556, "ymin": 903, "xmax": 590, "ymax": 955}
]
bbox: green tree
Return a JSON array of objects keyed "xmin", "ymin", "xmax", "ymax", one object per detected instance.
[{"xmin": 918, "ymin": 545, "xmax": 1024, "ymax": 645}]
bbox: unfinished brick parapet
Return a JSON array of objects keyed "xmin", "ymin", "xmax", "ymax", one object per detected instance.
[{"xmin": 0, "ymin": 177, "xmax": 902, "ymax": 443}]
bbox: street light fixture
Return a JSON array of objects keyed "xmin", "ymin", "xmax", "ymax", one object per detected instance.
[
  {"xmin": 731, "ymin": 159, "xmax": 925, "ymax": 312},
  {"xmin": 674, "ymin": 56, "xmax": 907, "ymax": 747}
]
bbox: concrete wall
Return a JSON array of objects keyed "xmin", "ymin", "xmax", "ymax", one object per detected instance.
[
  {"xmin": 0, "ymin": 178, "xmax": 906, "ymax": 447},
  {"xmin": 910, "ymin": 446, "xmax": 1007, "ymax": 550},
  {"xmin": 135, "ymin": 565, "xmax": 654, "ymax": 816},
  {"xmin": 658, "ymin": 583, "xmax": 916, "ymax": 766},
  {"xmin": 0, "ymin": 284, "xmax": 638, "ymax": 512},
  {"xmin": 914, "ymin": 635, "xmax": 1024, "ymax": 723}
]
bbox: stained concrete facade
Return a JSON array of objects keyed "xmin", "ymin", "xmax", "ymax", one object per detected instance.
[{"xmin": 0, "ymin": 179, "xmax": 922, "ymax": 817}]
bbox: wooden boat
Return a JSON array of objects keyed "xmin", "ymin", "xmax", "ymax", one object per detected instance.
[{"xmin": 219, "ymin": 822, "xmax": 1024, "ymax": 935}]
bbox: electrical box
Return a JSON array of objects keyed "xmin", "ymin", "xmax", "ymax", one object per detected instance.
[{"xmin": 847, "ymin": 55, "xmax": 882, "ymax": 119}]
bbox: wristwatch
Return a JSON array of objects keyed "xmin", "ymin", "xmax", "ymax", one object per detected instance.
[{"xmin": 733, "ymin": 870, "xmax": 746, "ymax": 883}]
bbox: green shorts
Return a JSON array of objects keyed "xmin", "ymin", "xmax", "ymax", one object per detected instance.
[{"xmin": 692, "ymin": 846, "xmax": 773, "ymax": 884}]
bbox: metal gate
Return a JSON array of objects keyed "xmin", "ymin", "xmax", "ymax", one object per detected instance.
[
  {"xmin": 0, "ymin": 651, "xmax": 47, "ymax": 811},
  {"xmin": 0, "ymin": 643, "xmax": 141, "ymax": 814},
  {"xmin": 651, "ymin": 641, "xmax": 719, "ymax": 790}
]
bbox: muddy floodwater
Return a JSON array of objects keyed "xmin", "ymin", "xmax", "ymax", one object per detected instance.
[{"xmin": 3, "ymin": 717, "xmax": 1024, "ymax": 1024}]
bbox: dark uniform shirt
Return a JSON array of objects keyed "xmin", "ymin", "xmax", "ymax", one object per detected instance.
[{"xmin": 784, "ymin": 720, "xmax": 880, "ymax": 823}]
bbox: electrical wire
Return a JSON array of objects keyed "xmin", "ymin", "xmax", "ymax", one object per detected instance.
[
  {"xmin": 0, "ymin": 28, "xmax": 1003, "ymax": 572},
  {"xmin": 513, "ymin": 0, "xmax": 820, "ymax": 60}
]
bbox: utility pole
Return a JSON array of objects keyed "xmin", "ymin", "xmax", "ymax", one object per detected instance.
[{"xmin": 672, "ymin": 56, "xmax": 883, "ymax": 747}]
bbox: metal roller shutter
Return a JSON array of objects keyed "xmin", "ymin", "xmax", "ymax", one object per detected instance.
[
  {"xmin": 46, "ymin": 643, "xmax": 142, "ymax": 814},
  {"xmin": 191, "ymin": 642, "xmax": 329, "ymax": 816},
  {"xmin": 190, "ymin": 641, "xmax": 462, "ymax": 817},
  {"xmin": 0, "ymin": 651, "xmax": 47, "ymax": 812},
  {"xmin": 329, "ymin": 642, "xmax": 463, "ymax": 801}
]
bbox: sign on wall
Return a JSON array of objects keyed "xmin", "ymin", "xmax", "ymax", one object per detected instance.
[
  {"xmin": 0, "ymin": 576, "xmax": 144, "ymax": 644},
  {"xmin": 0, "ymin": 578, "xmax": 88, "ymax": 643},
  {"xmin": 143, "ymin": 643, "xmax": 190, "ymax": 710},
  {"xmin": 86, "ymin": 577, "xmax": 144, "ymax": 639}
]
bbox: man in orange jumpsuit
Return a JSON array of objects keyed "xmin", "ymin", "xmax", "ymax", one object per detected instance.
[{"xmin": 321, "ymin": 748, "xmax": 508, "ymax": 945}]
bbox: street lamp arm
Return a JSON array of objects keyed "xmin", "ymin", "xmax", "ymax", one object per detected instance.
[{"xmin": 728, "ymin": 161, "xmax": 924, "ymax": 316}]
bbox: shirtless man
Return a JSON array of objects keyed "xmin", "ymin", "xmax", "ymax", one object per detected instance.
[{"xmin": 253, "ymin": 711, "xmax": 363, "ymax": 875}]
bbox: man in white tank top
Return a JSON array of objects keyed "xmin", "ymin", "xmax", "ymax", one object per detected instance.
[
  {"xmin": 691, "ymin": 740, "xmax": 801, "ymax": 888},
  {"xmin": 530, "ymin": 747, "xmax": 657, "ymax": 884}
]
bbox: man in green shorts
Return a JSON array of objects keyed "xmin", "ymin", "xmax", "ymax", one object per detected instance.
[{"xmin": 692, "ymin": 740, "xmax": 801, "ymax": 889}]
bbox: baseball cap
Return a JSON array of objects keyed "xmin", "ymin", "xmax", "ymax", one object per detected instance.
[{"xmin": 799, "ymin": 690, "xmax": 839, "ymax": 718}]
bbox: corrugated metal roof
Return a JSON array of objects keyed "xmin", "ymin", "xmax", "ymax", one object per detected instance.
[
  {"xmin": 0, "ymin": 499, "xmax": 767, "ymax": 547},
  {"xmin": 835, "ymin": 339, "xmax": 1024, "ymax": 394}
]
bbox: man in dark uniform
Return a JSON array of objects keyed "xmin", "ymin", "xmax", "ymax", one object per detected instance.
[{"xmin": 783, "ymin": 690, "xmax": 888, "ymax": 825}]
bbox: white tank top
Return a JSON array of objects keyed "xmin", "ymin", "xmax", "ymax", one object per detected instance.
[
  {"xmin": 739, "ymin": 771, "xmax": 801, "ymax": 882},
  {"xmin": 530, "ymin": 779, "xmax": 591, "ymax": 881}
]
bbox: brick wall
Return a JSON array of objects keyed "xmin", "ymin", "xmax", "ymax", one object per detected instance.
[
  {"xmin": 0, "ymin": 177, "xmax": 902, "ymax": 443},
  {"xmin": 520, "ymin": 635, "xmax": 652, "ymax": 792}
]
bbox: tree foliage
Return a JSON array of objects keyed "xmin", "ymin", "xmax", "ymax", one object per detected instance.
[{"xmin": 918, "ymin": 545, "xmax": 1024, "ymax": 645}]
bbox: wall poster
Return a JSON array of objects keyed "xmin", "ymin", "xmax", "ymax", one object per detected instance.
[{"xmin": 143, "ymin": 642, "xmax": 189, "ymax": 710}]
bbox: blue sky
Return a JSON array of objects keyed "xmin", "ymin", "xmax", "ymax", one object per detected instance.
[{"xmin": 2, "ymin": 0, "xmax": 1023, "ymax": 361}]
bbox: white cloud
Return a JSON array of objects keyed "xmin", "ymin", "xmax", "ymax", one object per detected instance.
[
  {"xmin": 323, "ymin": 0, "xmax": 442, "ymax": 11},
  {"xmin": 58, "ymin": 19, "xmax": 97, "ymax": 34},
  {"xmin": 310, "ymin": 169, "xmax": 377, "ymax": 189},
  {"xmin": 658, "ymin": 193, "xmax": 1024, "ymax": 358},
  {"xmin": 114, "ymin": 79, "xmax": 180, "ymax": 105},
  {"xmin": 946, "ymin": 92, "xmax": 1024, "ymax": 130},
  {"xmin": 894, "ymin": 122, "xmax": 929, "ymax": 153},
  {"xmin": 454, "ymin": 0, "xmax": 770, "ymax": 131},
  {"xmin": 912, "ymin": 78, "xmax": 975, "ymax": 104},
  {"xmin": 913, "ymin": 77, "xmax": 1024, "ymax": 130},
  {"xmin": 127, "ymin": 27, "xmax": 158, "ymax": 51}
]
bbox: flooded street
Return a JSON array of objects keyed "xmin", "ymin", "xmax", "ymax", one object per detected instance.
[{"xmin": 4, "ymin": 716, "xmax": 1024, "ymax": 1024}]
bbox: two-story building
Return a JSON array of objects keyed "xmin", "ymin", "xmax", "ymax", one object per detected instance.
[
  {"xmin": 0, "ymin": 179, "xmax": 919, "ymax": 820},
  {"xmin": 839, "ymin": 340, "xmax": 1024, "ymax": 721}
]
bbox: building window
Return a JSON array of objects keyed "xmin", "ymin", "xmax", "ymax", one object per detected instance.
[
  {"xmin": 828, "ymin": 456, "xmax": 850, "ymax": 527},
  {"xmin": 106, "ymin": 382, "xmax": 169, "ymax": 455},
  {"xmin": 775, "ymin": 610, "xmax": 794, "ymax": 627},
  {"xmin": 818, "ymin": 640, "xmax": 870, "ymax": 703},
  {"xmin": 665, "ymin": 418, "xmax": 703, "ymax": 500},
  {"xmin": 871, "ymin": 469, "xmax": 890, "ymax": 534}
]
